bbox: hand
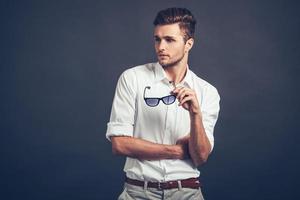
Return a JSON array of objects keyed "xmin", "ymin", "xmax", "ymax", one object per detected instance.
[
  {"xmin": 172, "ymin": 86, "xmax": 200, "ymax": 115},
  {"xmin": 176, "ymin": 135, "xmax": 191, "ymax": 159}
]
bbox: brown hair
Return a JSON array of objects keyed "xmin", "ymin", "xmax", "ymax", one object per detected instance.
[{"xmin": 153, "ymin": 7, "xmax": 196, "ymax": 42}]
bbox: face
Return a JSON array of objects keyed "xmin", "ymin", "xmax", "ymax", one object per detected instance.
[{"xmin": 154, "ymin": 23, "xmax": 193, "ymax": 68}]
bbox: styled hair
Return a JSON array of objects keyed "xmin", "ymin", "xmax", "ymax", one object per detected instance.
[{"xmin": 153, "ymin": 7, "xmax": 196, "ymax": 42}]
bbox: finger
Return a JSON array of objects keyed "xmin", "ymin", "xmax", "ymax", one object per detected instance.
[
  {"xmin": 178, "ymin": 90, "xmax": 193, "ymax": 102},
  {"xmin": 176, "ymin": 87, "xmax": 194, "ymax": 95},
  {"xmin": 178, "ymin": 90, "xmax": 189, "ymax": 102},
  {"xmin": 176, "ymin": 87, "xmax": 187, "ymax": 97},
  {"xmin": 172, "ymin": 86, "xmax": 185, "ymax": 94},
  {"xmin": 178, "ymin": 90, "xmax": 194, "ymax": 102},
  {"xmin": 179, "ymin": 96, "xmax": 193, "ymax": 106}
]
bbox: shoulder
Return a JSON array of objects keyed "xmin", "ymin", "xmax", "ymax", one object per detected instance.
[
  {"xmin": 120, "ymin": 62, "xmax": 156, "ymax": 81},
  {"xmin": 190, "ymin": 70, "xmax": 219, "ymax": 98},
  {"xmin": 123, "ymin": 62, "xmax": 156, "ymax": 74},
  {"xmin": 117, "ymin": 62, "xmax": 156, "ymax": 89}
]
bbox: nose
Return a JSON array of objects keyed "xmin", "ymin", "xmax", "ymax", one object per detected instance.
[{"xmin": 157, "ymin": 40, "xmax": 166, "ymax": 52}]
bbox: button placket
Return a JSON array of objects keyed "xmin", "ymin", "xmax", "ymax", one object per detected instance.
[{"xmin": 162, "ymin": 82, "xmax": 176, "ymax": 144}]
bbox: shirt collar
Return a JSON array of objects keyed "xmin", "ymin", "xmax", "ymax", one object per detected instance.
[{"xmin": 154, "ymin": 62, "xmax": 193, "ymax": 88}]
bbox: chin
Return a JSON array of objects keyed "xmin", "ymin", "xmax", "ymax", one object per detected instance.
[
  {"xmin": 160, "ymin": 61, "xmax": 177, "ymax": 68},
  {"xmin": 159, "ymin": 61, "xmax": 168, "ymax": 67},
  {"xmin": 158, "ymin": 59, "xmax": 170, "ymax": 65}
]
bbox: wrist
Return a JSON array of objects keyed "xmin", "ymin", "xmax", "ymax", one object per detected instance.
[
  {"xmin": 169, "ymin": 145, "xmax": 184, "ymax": 159},
  {"xmin": 189, "ymin": 111, "xmax": 202, "ymax": 119}
]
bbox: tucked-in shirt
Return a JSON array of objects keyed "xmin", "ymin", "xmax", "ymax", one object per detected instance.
[{"xmin": 106, "ymin": 62, "xmax": 220, "ymax": 182}]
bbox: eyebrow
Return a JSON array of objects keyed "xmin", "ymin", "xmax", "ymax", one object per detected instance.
[{"xmin": 154, "ymin": 35, "xmax": 177, "ymax": 40}]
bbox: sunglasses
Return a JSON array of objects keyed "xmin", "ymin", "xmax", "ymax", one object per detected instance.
[{"xmin": 143, "ymin": 86, "xmax": 176, "ymax": 107}]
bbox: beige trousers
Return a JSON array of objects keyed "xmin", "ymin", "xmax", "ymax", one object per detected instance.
[{"xmin": 118, "ymin": 182, "xmax": 205, "ymax": 200}]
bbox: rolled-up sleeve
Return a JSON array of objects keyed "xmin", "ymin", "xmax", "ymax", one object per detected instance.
[
  {"xmin": 106, "ymin": 69, "xmax": 136, "ymax": 141},
  {"xmin": 201, "ymin": 86, "xmax": 220, "ymax": 151}
]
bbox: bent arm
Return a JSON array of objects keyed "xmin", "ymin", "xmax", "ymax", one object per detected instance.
[
  {"xmin": 188, "ymin": 113, "xmax": 212, "ymax": 167},
  {"xmin": 111, "ymin": 136, "xmax": 186, "ymax": 160}
]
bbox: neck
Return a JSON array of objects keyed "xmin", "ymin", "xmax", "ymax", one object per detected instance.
[{"xmin": 163, "ymin": 58, "xmax": 188, "ymax": 85}]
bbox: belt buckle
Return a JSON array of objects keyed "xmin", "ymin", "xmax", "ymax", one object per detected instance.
[{"xmin": 157, "ymin": 182, "xmax": 162, "ymax": 190}]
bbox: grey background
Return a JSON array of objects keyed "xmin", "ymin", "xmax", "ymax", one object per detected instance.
[{"xmin": 1, "ymin": 0, "xmax": 299, "ymax": 199}]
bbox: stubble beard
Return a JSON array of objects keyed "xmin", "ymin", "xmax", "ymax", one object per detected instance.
[{"xmin": 159, "ymin": 53, "xmax": 185, "ymax": 68}]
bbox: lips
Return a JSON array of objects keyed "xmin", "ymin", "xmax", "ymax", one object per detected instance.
[{"xmin": 158, "ymin": 54, "xmax": 169, "ymax": 57}]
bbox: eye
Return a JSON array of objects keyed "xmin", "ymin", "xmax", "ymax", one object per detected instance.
[
  {"xmin": 154, "ymin": 37, "xmax": 161, "ymax": 42},
  {"xmin": 166, "ymin": 38, "xmax": 175, "ymax": 43}
]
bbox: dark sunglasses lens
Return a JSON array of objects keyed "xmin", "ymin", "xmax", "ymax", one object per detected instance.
[
  {"xmin": 162, "ymin": 95, "xmax": 176, "ymax": 105},
  {"xmin": 145, "ymin": 98, "xmax": 159, "ymax": 107}
]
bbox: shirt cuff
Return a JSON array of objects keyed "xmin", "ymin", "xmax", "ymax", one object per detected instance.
[{"xmin": 106, "ymin": 122, "xmax": 134, "ymax": 141}]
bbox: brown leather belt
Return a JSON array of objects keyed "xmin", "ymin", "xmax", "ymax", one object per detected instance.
[{"xmin": 125, "ymin": 177, "xmax": 201, "ymax": 190}]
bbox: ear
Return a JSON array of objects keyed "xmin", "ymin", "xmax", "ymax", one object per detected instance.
[{"xmin": 185, "ymin": 38, "xmax": 194, "ymax": 53}]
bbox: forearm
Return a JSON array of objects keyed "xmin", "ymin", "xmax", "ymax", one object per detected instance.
[
  {"xmin": 189, "ymin": 113, "xmax": 212, "ymax": 166},
  {"xmin": 111, "ymin": 136, "xmax": 184, "ymax": 160}
]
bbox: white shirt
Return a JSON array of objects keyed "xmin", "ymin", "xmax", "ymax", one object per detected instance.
[{"xmin": 106, "ymin": 62, "xmax": 220, "ymax": 182}]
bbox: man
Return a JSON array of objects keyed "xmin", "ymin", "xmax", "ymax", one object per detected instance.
[{"xmin": 106, "ymin": 7, "xmax": 220, "ymax": 200}]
